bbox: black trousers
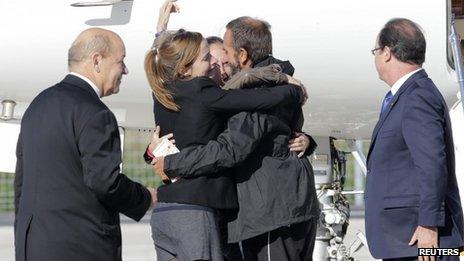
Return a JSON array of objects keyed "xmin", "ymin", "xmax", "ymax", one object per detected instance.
[
  {"xmin": 216, "ymin": 209, "xmax": 243, "ymax": 261},
  {"xmin": 241, "ymin": 218, "xmax": 317, "ymax": 261}
]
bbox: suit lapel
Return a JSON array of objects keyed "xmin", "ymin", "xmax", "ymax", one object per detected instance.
[{"xmin": 367, "ymin": 70, "xmax": 428, "ymax": 164}]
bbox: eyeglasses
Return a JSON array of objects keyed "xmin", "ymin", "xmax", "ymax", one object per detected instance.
[{"xmin": 371, "ymin": 47, "xmax": 382, "ymax": 56}]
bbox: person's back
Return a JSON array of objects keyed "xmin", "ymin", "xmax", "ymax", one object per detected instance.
[
  {"xmin": 226, "ymin": 55, "xmax": 318, "ymax": 244},
  {"xmin": 220, "ymin": 16, "xmax": 319, "ymax": 260},
  {"xmin": 155, "ymin": 77, "xmax": 230, "ymax": 148},
  {"xmin": 154, "ymin": 77, "xmax": 236, "ymax": 209},
  {"xmin": 252, "ymin": 56, "xmax": 304, "ymax": 129},
  {"xmin": 16, "ymin": 81, "xmax": 122, "ymax": 260}
]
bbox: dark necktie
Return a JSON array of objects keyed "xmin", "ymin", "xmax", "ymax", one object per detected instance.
[{"xmin": 380, "ymin": 91, "xmax": 393, "ymax": 117}]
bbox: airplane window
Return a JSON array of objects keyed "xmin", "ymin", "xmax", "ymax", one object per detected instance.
[
  {"xmin": 0, "ymin": 172, "xmax": 14, "ymax": 213},
  {"xmin": 121, "ymin": 128, "xmax": 164, "ymax": 189}
]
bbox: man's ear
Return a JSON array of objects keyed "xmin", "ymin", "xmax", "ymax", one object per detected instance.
[
  {"xmin": 383, "ymin": 46, "xmax": 392, "ymax": 63},
  {"xmin": 238, "ymin": 48, "xmax": 251, "ymax": 67},
  {"xmin": 91, "ymin": 52, "xmax": 103, "ymax": 73}
]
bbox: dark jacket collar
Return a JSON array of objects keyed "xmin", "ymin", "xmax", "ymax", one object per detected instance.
[
  {"xmin": 379, "ymin": 69, "xmax": 427, "ymax": 123},
  {"xmin": 61, "ymin": 74, "xmax": 100, "ymax": 99},
  {"xmin": 253, "ymin": 55, "xmax": 295, "ymax": 76}
]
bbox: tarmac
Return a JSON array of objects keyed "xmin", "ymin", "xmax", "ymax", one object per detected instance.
[
  {"xmin": 0, "ymin": 211, "xmax": 376, "ymax": 260},
  {"xmin": 1, "ymin": 212, "xmax": 462, "ymax": 260}
]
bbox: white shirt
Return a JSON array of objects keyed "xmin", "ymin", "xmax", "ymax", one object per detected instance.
[
  {"xmin": 390, "ymin": 68, "xmax": 423, "ymax": 95},
  {"xmin": 69, "ymin": 72, "xmax": 101, "ymax": 98}
]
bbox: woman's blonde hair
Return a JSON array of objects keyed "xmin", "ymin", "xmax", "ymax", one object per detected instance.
[{"xmin": 145, "ymin": 29, "xmax": 203, "ymax": 111}]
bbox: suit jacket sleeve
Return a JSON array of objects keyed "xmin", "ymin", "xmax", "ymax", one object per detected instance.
[
  {"xmin": 199, "ymin": 78, "xmax": 303, "ymax": 112},
  {"xmin": 164, "ymin": 112, "xmax": 290, "ymax": 179},
  {"xmin": 402, "ymin": 87, "xmax": 447, "ymax": 227},
  {"xmin": 78, "ymin": 110, "xmax": 151, "ymax": 221},
  {"xmin": 14, "ymin": 131, "xmax": 23, "ymax": 232}
]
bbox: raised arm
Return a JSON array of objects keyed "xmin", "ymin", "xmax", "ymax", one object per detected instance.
[
  {"xmin": 160, "ymin": 112, "xmax": 290, "ymax": 179},
  {"xmin": 151, "ymin": 0, "xmax": 179, "ymax": 49},
  {"xmin": 156, "ymin": 0, "xmax": 179, "ymax": 33}
]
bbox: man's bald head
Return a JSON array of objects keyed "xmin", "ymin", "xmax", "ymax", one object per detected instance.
[
  {"xmin": 68, "ymin": 28, "xmax": 122, "ymax": 69},
  {"xmin": 67, "ymin": 28, "xmax": 128, "ymax": 97}
]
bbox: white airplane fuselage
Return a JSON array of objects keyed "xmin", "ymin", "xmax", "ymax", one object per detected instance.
[
  {"xmin": 1, "ymin": 0, "xmax": 463, "ymax": 189},
  {"xmin": 0, "ymin": 0, "xmax": 460, "ymax": 139}
]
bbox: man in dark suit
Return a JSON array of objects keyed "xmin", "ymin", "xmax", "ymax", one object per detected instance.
[
  {"xmin": 365, "ymin": 18, "xmax": 464, "ymax": 261},
  {"xmin": 14, "ymin": 28, "xmax": 155, "ymax": 261}
]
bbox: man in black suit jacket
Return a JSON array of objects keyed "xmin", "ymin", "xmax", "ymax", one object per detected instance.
[
  {"xmin": 366, "ymin": 18, "xmax": 464, "ymax": 260},
  {"xmin": 14, "ymin": 28, "xmax": 155, "ymax": 261}
]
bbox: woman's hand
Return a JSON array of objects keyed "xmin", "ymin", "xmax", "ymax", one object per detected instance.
[
  {"xmin": 148, "ymin": 126, "xmax": 176, "ymax": 183},
  {"xmin": 289, "ymin": 132, "xmax": 310, "ymax": 158},
  {"xmin": 148, "ymin": 125, "xmax": 175, "ymax": 155},
  {"xmin": 157, "ymin": 0, "xmax": 180, "ymax": 33}
]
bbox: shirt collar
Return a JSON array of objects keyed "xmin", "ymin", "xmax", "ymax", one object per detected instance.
[
  {"xmin": 390, "ymin": 68, "xmax": 423, "ymax": 96},
  {"xmin": 69, "ymin": 72, "xmax": 101, "ymax": 98}
]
